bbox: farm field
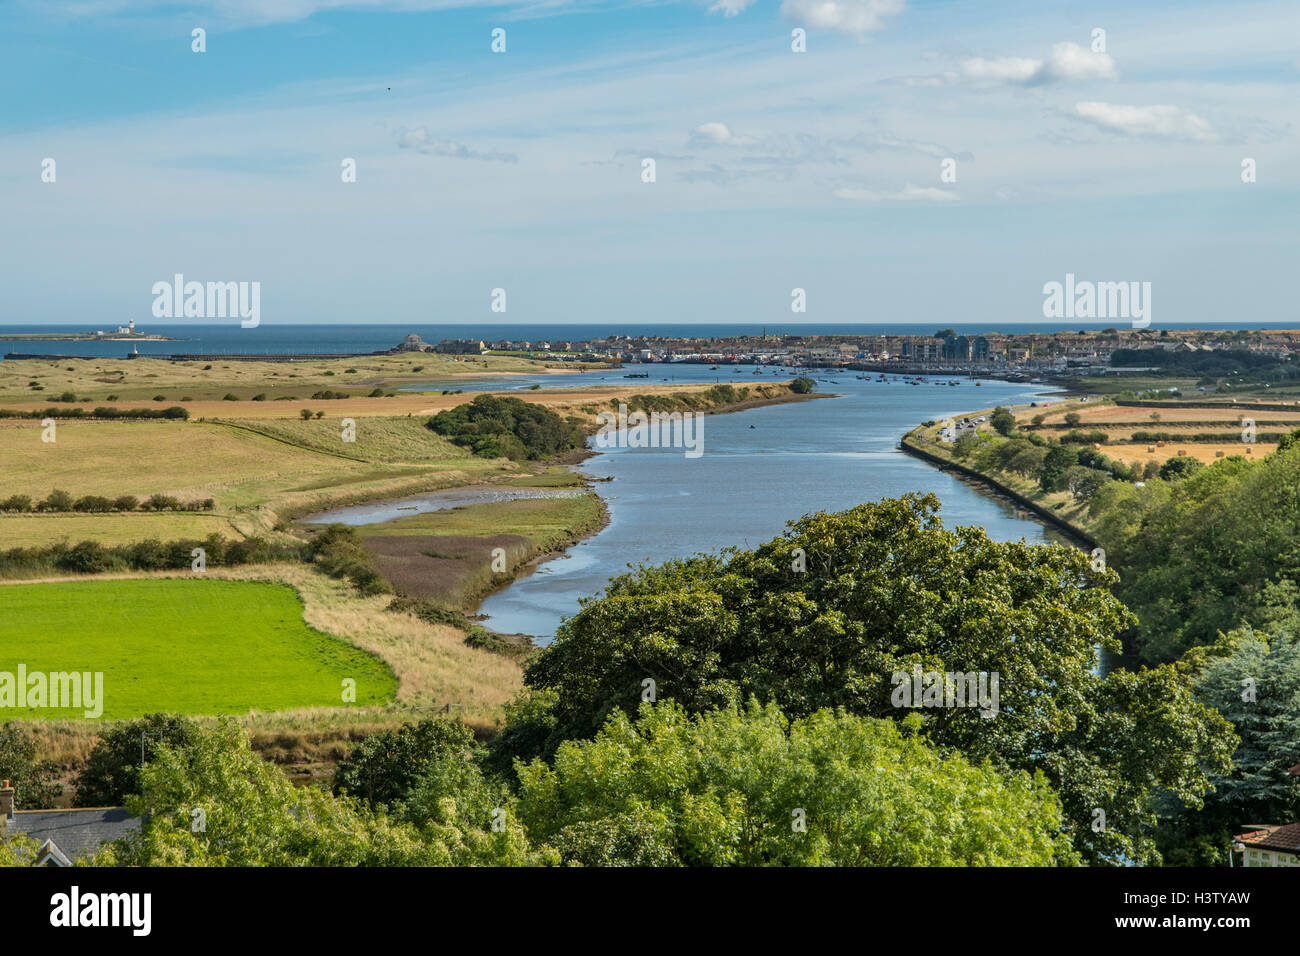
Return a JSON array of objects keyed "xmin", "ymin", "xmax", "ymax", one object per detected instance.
[
  {"xmin": 0, "ymin": 352, "xmax": 564, "ymax": 404},
  {"xmin": 0, "ymin": 513, "xmax": 234, "ymax": 550},
  {"xmin": 0, "ymin": 577, "xmax": 396, "ymax": 719}
]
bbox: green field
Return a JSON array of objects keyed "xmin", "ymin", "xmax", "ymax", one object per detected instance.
[{"xmin": 0, "ymin": 578, "xmax": 396, "ymax": 719}]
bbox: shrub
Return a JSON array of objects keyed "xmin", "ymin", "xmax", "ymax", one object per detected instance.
[
  {"xmin": 73, "ymin": 495, "xmax": 114, "ymax": 513},
  {"xmin": 39, "ymin": 489, "xmax": 75, "ymax": 512},
  {"xmin": 59, "ymin": 391, "xmax": 77, "ymax": 403},
  {"xmin": 1, "ymin": 495, "xmax": 33, "ymax": 513},
  {"xmin": 300, "ymin": 408, "xmax": 314, "ymax": 420}
]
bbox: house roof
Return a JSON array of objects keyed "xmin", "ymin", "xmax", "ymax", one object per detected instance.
[
  {"xmin": 1235, "ymin": 823, "xmax": 1300, "ymax": 855},
  {"xmin": 8, "ymin": 807, "xmax": 139, "ymax": 860}
]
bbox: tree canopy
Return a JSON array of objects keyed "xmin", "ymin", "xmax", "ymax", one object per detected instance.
[{"xmin": 497, "ymin": 493, "xmax": 1235, "ymax": 864}]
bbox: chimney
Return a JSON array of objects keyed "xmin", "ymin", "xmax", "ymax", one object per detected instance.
[{"xmin": 0, "ymin": 780, "xmax": 13, "ymax": 837}]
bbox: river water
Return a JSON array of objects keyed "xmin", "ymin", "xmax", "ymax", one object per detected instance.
[{"xmin": 369, "ymin": 364, "xmax": 1068, "ymax": 641}]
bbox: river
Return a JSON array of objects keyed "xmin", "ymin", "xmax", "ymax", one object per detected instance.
[{"xmin": 370, "ymin": 364, "xmax": 1069, "ymax": 641}]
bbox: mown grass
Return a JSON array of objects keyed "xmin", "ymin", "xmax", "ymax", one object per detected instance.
[
  {"xmin": 0, "ymin": 513, "xmax": 236, "ymax": 551},
  {"xmin": 0, "ymin": 577, "xmax": 397, "ymax": 720},
  {"xmin": 0, "ymin": 352, "xmax": 554, "ymax": 403},
  {"xmin": 15, "ymin": 564, "xmax": 524, "ymax": 782},
  {"xmin": 220, "ymin": 416, "xmax": 469, "ymax": 463}
]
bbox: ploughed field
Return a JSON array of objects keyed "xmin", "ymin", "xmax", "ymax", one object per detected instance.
[{"xmin": 0, "ymin": 578, "xmax": 396, "ymax": 719}]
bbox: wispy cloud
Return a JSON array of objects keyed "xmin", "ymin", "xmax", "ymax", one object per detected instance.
[
  {"xmin": 780, "ymin": 0, "xmax": 905, "ymax": 39},
  {"xmin": 1071, "ymin": 102, "xmax": 1217, "ymax": 141},
  {"xmin": 395, "ymin": 126, "xmax": 518, "ymax": 162},
  {"xmin": 834, "ymin": 184, "xmax": 958, "ymax": 202}
]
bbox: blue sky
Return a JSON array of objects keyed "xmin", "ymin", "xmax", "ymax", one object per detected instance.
[{"xmin": 1, "ymin": 0, "xmax": 1297, "ymax": 327}]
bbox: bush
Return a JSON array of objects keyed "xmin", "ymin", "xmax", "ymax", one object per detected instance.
[
  {"xmin": 58, "ymin": 540, "xmax": 110, "ymax": 574},
  {"xmin": 427, "ymin": 394, "xmax": 582, "ymax": 461},
  {"xmin": 59, "ymin": 391, "xmax": 77, "ymax": 403},
  {"xmin": 73, "ymin": 495, "xmax": 114, "ymax": 513},
  {"xmin": 223, "ymin": 393, "xmax": 238, "ymax": 401},
  {"xmin": 990, "ymin": 407, "xmax": 1016, "ymax": 436},
  {"xmin": 0, "ymin": 495, "xmax": 33, "ymax": 513},
  {"xmin": 789, "ymin": 377, "xmax": 816, "ymax": 394},
  {"xmin": 300, "ymin": 408, "xmax": 314, "ymax": 420},
  {"xmin": 1159, "ymin": 456, "xmax": 1204, "ymax": 481},
  {"xmin": 143, "ymin": 493, "xmax": 181, "ymax": 512},
  {"xmin": 39, "ymin": 489, "xmax": 75, "ymax": 512}
]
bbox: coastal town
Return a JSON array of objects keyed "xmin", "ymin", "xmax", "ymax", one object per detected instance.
[{"xmin": 414, "ymin": 326, "xmax": 1299, "ymax": 380}]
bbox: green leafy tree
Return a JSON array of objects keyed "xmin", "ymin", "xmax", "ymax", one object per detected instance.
[
  {"xmin": 97, "ymin": 720, "xmax": 544, "ymax": 867},
  {"xmin": 1158, "ymin": 456, "xmax": 1203, "ymax": 481},
  {"xmin": 333, "ymin": 717, "xmax": 478, "ymax": 809},
  {"xmin": 428, "ymin": 394, "xmax": 582, "ymax": 460},
  {"xmin": 1038, "ymin": 445, "xmax": 1078, "ymax": 492},
  {"xmin": 0, "ymin": 723, "xmax": 62, "ymax": 808},
  {"xmin": 495, "ymin": 494, "xmax": 1235, "ymax": 864},
  {"xmin": 789, "ymin": 377, "xmax": 816, "ymax": 394},
  {"xmin": 990, "ymin": 406, "xmax": 1016, "ymax": 437},
  {"xmin": 74, "ymin": 714, "xmax": 199, "ymax": 807},
  {"xmin": 516, "ymin": 700, "xmax": 1076, "ymax": 866}
]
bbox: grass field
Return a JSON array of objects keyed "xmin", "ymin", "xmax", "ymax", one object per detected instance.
[
  {"xmin": 0, "ymin": 352, "xmax": 563, "ymax": 404},
  {"xmin": 0, "ymin": 578, "xmax": 396, "ymax": 719},
  {"xmin": 0, "ymin": 512, "xmax": 235, "ymax": 550}
]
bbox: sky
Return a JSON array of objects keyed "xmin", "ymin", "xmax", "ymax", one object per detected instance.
[{"xmin": 1, "ymin": 0, "xmax": 1297, "ymax": 327}]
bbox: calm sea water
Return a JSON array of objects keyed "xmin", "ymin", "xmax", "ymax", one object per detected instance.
[{"xmin": 318, "ymin": 362, "xmax": 1072, "ymax": 641}]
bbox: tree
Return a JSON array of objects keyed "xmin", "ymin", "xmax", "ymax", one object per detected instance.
[
  {"xmin": 333, "ymin": 717, "xmax": 478, "ymax": 809},
  {"xmin": 990, "ymin": 406, "xmax": 1016, "ymax": 437},
  {"xmin": 1064, "ymin": 465, "xmax": 1109, "ymax": 501},
  {"xmin": 0, "ymin": 723, "xmax": 62, "ymax": 809},
  {"xmin": 73, "ymin": 714, "xmax": 199, "ymax": 807},
  {"xmin": 97, "ymin": 720, "xmax": 543, "ymax": 867},
  {"xmin": 1157, "ymin": 628, "xmax": 1300, "ymax": 864},
  {"xmin": 495, "ymin": 494, "xmax": 1235, "ymax": 864},
  {"xmin": 789, "ymin": 377, "xmax": 816, "ymax": 394},
  {"xmin": 516, "ymin": 700, "xmax": 1076, "ymax": 866},
  {"xmin": 1038, "ymin": 445, "xmax": 1077, "ymax": 492},
  {"xmin": 1158, "ymin": 456, "xmax": 1202, "ymax": 481},
  {"xmin": 1064, "ymin": 412, "xmax": 1082, "ymax": 427},
  {"xmin": 428, "ymin": 394, "xmax": 582, "ymax": 460}
]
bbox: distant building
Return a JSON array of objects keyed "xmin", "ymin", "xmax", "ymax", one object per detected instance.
[
  {"xmin": 115, "ymin": 319, "xmax": 136, "ymax": 335},
  {"xmin": 397, "ymin": 333, "xmax": 431, "ymax": 352},
  {"xmin": 435, "ymin": 339, "xmax": 487, "ymax": 355}
]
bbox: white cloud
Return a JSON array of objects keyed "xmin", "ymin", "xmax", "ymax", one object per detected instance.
[
  {"xmin": 1072, "ymin": 102, "xmax": 1218, "ymax": 141},
  {"xmin": 959, "ymin": 42, "xmax": 1116, "ymax": 85},
  {"xmin": 395, "ymin": 126, "xmax": 517, "ymax": 161},
  {"xmin": 708, "ymin": 0, "xmax": 757, "ymax": 17},
  {"xmin": 834, "ymin": 184, "xmax": 959, "ymax": 202},
  {"xmin": 1046, "ymin": 42, "xmax": 1118, "ymax": 81},
  {"xmin": 780, "ymin": 0, "xmax": 906, "ymax": 39},
  {"xmin": 690, "ymin": 121, "xmax": 757, "ymax": 146},
  {"xmin": 960, "ymin": 55, "xmax": 1042, "ymax": 83}
]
